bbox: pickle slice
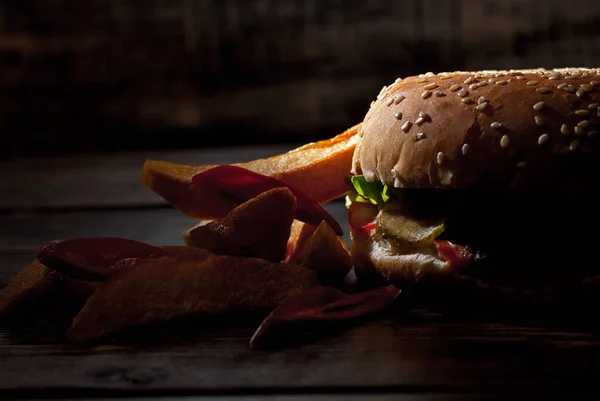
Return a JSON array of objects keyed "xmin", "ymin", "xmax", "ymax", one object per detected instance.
[{"xmin": 376, "ymin": 210, "xmax": 445, "ymax": 244}]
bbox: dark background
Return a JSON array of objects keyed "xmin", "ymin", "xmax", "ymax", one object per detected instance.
[{"xmin": 3, "ymin": 0, "xmax": 600, "ymax": 158}]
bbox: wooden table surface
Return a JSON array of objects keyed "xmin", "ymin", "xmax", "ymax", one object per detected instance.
[{"xmin": 2, "ymin": 145, "xmax": 600, "ymax": 401}]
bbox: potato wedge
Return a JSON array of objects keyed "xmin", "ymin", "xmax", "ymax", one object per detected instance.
[
  {"xmin": 291, "ymin": 221, "xmax": 353, "ymax": 283},
  {"xmin": 67, "ymin": 255, "xmax": 319, "ymax": 344},
  {"xmin": 142, "ymin": 124, "xmax": 360, "ymax": 220},
  {"xmin": 183, "ymin": 188, "xmax": 296, "ymax": 262},
  {"xmin": 285, "ymin": 220, "xmax": 317, "ymax": 263},
  {"xmin": 159, "ymin": 246, "xmax": 212, "ymax": 261},
  {"xmin": 0, "ymin": 260, "xmax": 97, "ymax": 321}
]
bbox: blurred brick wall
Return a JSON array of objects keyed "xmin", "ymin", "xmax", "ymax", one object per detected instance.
[{"xmin": 2, "ymin": 0, "xmax": 600, "ymax": 155}]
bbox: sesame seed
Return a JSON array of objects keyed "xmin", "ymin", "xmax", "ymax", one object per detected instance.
[
  {"xmin": 570, "ymin": 140, "xmax": 580, "ymax": 151},
  {"xmin": 577, "ymin": 89, "xmax": 586, "ymax": 97},
  {"xmin": 591, "ymin": 81, "xmax": 599, "ymax": 86},
  {"xmin": 538, "ymin": 133, "xmax": 550, "ymax": 145},
  {"xmin": 516, "ymin": 76, "xmax": 528, "ymax": 80},
  {"xmin": 561, "ymin": 124, "xmax": 570, "ymax": 135},
  {"xmin": 535, "ymin": 116, "xmax": 546, "ymax": 126},
  {"xmin": 491, "ymin": 122, "xmax": 502, "ymax": 129},
  {"xmin": 386, "ymin": 97, "xmax": 394, "ymax": 106},
  {"xmin": 589, "ymin": 103, "xmax": 599, "ymax": 110},
  {"xmin": 476, "ymin": 102, "xmax": 489, "ymax": 111},
  {"xmin": 440, "ymin": 75, "xmax": 453, "ymax": 80},
  {"xmin": 425, "ymin": 72, "xmax": 435, "ymax": 77},
  {"xmin": 394, "ymin": 95, "xmax": 406, "ymax": 104},
  {"xmin": 495, "ymin": 80, "xmax": 508, "ymax": 85},
  {"xmin": 461, "ymin": 98, "xmax": 474, "ymax": 104},
  {"xmin": 370, "ymin": 101, "xmax": 375, "ymax": 107},
  {"xmin": 477, "ymin": 82, "xmax": 489, "ymax": 87},
  {"xmin": 533, "ymin": 101, "xmax": 545, "ymax": 111},
  {"xmin": 527, "ymin": 80, "xmax": 539, "ymax": 85},
  {"xmin": 580, "ymin": 84, "xmax": 593, "ymax": 91},
  {"xmin": 563, "ymin": 86, "xmax": 577, "ymax": 93},
  {"xmin": 417, "ymin": 78, "xmax": 428, "ymax": 83},
  {"xmin": 434, "ymin": 90, "xmax": 444, "ymax": 97},
  {"xmin": 401, "ymin": 121, "xmax": 412, "ymax": 132},
  {"xmin": 424, "ymin": 83, "xmax": 439, "ymax": 90},
  {"xmin": 488, "ymin": 78, "xmax": 497, "ymax": 83},
  {"xmin": 583, "ymin": 72, "xmax": 591, "ymax": 78},
  {"xmin": 557, "ymin": 83, "xmax": 569, "ymax": 89},
  {"xmin": 578, "ymin": 119, "xmax": 591, "ymax": 128},
  {"xmin": 394, "ymin": 78, "xmax": 402, "ymax": 84},
  {"xmin": 436, "ymin": 152, "xmax": 444, "ymax": 164},
  {"xmin": 575, "ymin": 109, "xmax": 590, "ymax": 117},
  {"xmin": 517, "ymin": 161, "xmax": 527, "ymax": 169},
  {"xmin": 575, "ymin": 126, "xmax": 585, "ymax": 136},
  {"xmin": 469, "ymin": 84, "xmax": 479, "ymax": 90},
  {"xmin": 449, "ymin": 84, "xmax": 461, "ymax": 92},
  {"xmin": 419, "ymin": 111, "xmax": 429, "ymax": 119},
  {"xmin": 461, "ymin": 143, "xmax": 470, "ymax": 155},
  {"xmin": 589, "ymin": 130, "xmax": 598, "ymax": 138},
  {"xmin": 536, "ymin": 87, "xmax": 552, "ymax": 93},
  {"xmin": 566, "ymin": 75, "xmax": 578, "ymax": 80},
  {"xmin": 500, "ymin": 135, "xmax": 510, "ymax": 148},
  {"xmin": 415, "ymin": 117, "xmax": 426, "ymax": 126},
  {"xmin": 477, "ymin": 96, "xmax": 486, "ymax": 104},
  {"xmin": 464, "ymin": 77, "xmax": 475, "ymax": 85},
  {"xmin": 378, "ymin": 86, "xmax": 387, "ymax": 99},
  {"xmin": 416, "ymin": 132, "xmax": 425, "ymax": 141},
  {"xmin": 394, "ymin": 111, "xmax": 402, "ymax": 120},
  {"xmin": 458, "ymin": 88, "xmax": 468, "ymax": 97},
  {"xmin": 421, "ymin": 90, "xmax": 432, "ymax": 99}
]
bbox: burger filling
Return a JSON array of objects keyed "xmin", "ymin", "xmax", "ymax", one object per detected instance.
[{"xmin": 346, "ymin": 175, "xmax": 600, "ymax": 289}]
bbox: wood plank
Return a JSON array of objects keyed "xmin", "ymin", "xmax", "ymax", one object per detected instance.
[
  {"xmin": 25, "ymin": 395, "xmax": 600, "ymax": 401},
  {"xmin": 1, "ymin": 395, "xmax": 561, "ymax": 401},
  {"xmin": 0, "ymin": 202, "xmax": 350, "ymax": 254},
  {"xmin": 0, "ymin": 145, "xmax": 299, "ymax": 209},
  {"xmin": 1, "ymin": 313, "xmax": 600, "ymax": 392},
  {"xmin": 2, "ymin": 395, "xmax": 577, "ymax": 401}
]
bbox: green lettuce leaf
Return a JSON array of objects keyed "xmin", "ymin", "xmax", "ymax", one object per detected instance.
[{"xmin": 346, "ymin": 175, "xmax": 390, "ymax": 208}]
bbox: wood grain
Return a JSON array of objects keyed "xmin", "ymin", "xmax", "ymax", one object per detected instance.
[{"xmin": 1, "ymin": 314, "xmax": 600, "ymax": 393}]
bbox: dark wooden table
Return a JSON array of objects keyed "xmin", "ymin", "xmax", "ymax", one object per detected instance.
[{"xmin": 2, "ymin": 145, "xmax": 600, "ymax": 401}]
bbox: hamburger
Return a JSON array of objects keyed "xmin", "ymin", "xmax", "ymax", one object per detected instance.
[{"xmin": 346, "ymin": 68, "xmax": 600, "ymax": 312}]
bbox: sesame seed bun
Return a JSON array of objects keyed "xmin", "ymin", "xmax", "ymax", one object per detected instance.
[
  {"xmin": 350, "ymin": 68, "xmax": 600, "ymax": 314},
  {"xmin": 352, "ymin": 68, "xmax": 600, "ymax": 189}
]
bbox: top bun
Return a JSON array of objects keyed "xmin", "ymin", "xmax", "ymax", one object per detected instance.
[{"xmin": 351, "ymin": 68, "xmax": 600, "ymax": 190}]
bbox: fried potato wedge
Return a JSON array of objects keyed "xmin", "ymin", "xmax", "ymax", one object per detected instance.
[
  {"xmin": 0, "ymin": 260, "xmax": 97, "ymax": 321},
  {"xmin": 159, "ymin": 246, "xmax": 212, "ymax": 261},
  {"xmin": 290, "ymin": 221, "xmax": 353, "ymax": 283},
  {"xmin": 183, "ymin": 188, "xmax": 296, "ymax": 262},
  {"xmin": 142, "ymin": 124, "xmax": 360, "ymax": 220},
  {"xmin": 285, "ymin": 220, "xmax": 317, "ymax": 263},
  {"xmin": 67, "ymin": 255, "xmax": 319, "ymax": 344}
]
